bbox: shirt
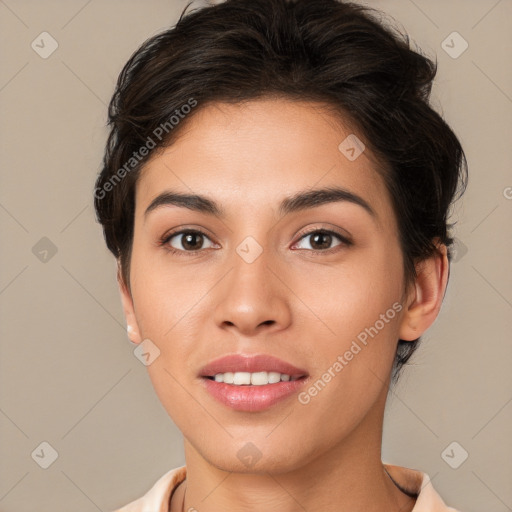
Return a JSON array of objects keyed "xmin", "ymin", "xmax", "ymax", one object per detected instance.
[{"xmin": 112, "ymin": 464, "xmax": 460, "ymax": 512}]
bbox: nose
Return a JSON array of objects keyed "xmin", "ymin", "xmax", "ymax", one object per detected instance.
[{"xmin": 212, "ymin": 246, "xmax": 292, "ymax": 337}]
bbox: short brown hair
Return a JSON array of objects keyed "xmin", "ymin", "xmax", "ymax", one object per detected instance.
[{"xmin": 94, "ymin": 0, "xmax": 468, "ymax": 383}]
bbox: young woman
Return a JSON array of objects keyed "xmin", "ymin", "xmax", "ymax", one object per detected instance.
[{"xmin": 94, "ymin": 0, "xmax": 468, "ymax": 510}]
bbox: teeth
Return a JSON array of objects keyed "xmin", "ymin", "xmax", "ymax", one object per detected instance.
[{"xmin": 212, "ymin": 371, "xmax": 299, "ymax": 385}]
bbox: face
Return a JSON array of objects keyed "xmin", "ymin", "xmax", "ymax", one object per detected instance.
[{"xmin": 121, "ymin": 99, "xmax": 417, "ymax": 473}]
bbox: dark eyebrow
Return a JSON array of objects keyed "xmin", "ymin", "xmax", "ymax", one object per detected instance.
[
  {"xmin": 278, "ymin": 186, "xmax": 376, "ymax": 219},
  {"xmin": 144, "ymin": 186, "xmax": 376, "ymax": 221},
  {"xmin": 144, "ymin": 191, "xmax": 224, "ymax": 220}
]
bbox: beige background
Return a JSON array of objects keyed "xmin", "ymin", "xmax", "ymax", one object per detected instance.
[{"xmin": 0, "ymin": 0, "xmax": 511, "ymax": 511}]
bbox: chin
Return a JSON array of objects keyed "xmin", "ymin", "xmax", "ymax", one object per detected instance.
[{"xmin": 199, "ymin": 439, "xmax": 312, "ymax": 475}]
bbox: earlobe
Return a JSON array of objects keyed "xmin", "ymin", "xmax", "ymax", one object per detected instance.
[
  {"xmin": 398, "ymin": 242, "xmax": 449, "ymax": 342},
  {"xmin": 117, "ymin": 265, "xmax": 142, "ymax": 344}
]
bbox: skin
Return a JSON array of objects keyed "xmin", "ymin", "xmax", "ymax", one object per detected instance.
[{"xmin": 118, "ymin": 98, "xmax": 449, "ymax": 512}]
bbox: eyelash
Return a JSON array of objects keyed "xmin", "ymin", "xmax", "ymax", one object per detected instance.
[{"xmin": 159, "ymin": 227, "xmax": 352, "ymax": 257}]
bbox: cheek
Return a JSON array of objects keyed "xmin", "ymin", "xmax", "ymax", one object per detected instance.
[
  {"xmin": 292, "ymin": 241, "xmax": 404, "ymax": 386},
  {"xmin": 295, "ymin": 241, "xmax": 402, "ymax": 337},
  {"xmin": 129, "ymin": 250, "xmax": 211, "ymax": 409},
  {"xmin": 129, "ymin": 244, "xmax": 206, "ymax": 338}
]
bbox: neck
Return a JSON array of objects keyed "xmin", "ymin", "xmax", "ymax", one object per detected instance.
[{"xmin": 172, "ymin": 388, "xmax": 416, "ymax": 512}]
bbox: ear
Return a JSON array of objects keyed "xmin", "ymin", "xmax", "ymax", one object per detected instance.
[
  {"xmin": 117, "ymin": 264, "xmax": 142, "ymax": 344},
  {"xmin": 399, "ymin": 240, "xmax": 450, "ymax": 341}
]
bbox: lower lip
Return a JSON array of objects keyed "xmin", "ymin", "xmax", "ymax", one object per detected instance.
[{"xmin": 201, "ymin": 377, "xmax": 308, "ymax": 412}]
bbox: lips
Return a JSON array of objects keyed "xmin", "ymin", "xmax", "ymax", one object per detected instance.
[
  {"xmin": 198, "ymin": 354, "xmax": 310, "ymax": 412},
  {"xmin": 199, "ymin": 353, "xmax": 308, "ymax": 378}
]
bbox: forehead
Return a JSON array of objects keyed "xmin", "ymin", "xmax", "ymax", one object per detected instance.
[{"xmin": 135, "ymin": 99, "xmax": 394, "ymax": 226}]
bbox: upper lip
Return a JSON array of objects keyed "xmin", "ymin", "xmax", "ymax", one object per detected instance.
[{"xmin": 199, "ymin": 354, "xmax": 308, "ymax": 378}]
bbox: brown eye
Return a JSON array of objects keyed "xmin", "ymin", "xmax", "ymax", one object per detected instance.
[
  {"xmin": 164, "ymin": 230, "xmax": 215, "ymax": 253},
  {"xmin": 294, "ymin": 229, "xmax": 350, "ymax": 252},
  {"xmin": 309, "ymin": 232, "xmax": 334, "ymax": 250}
]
